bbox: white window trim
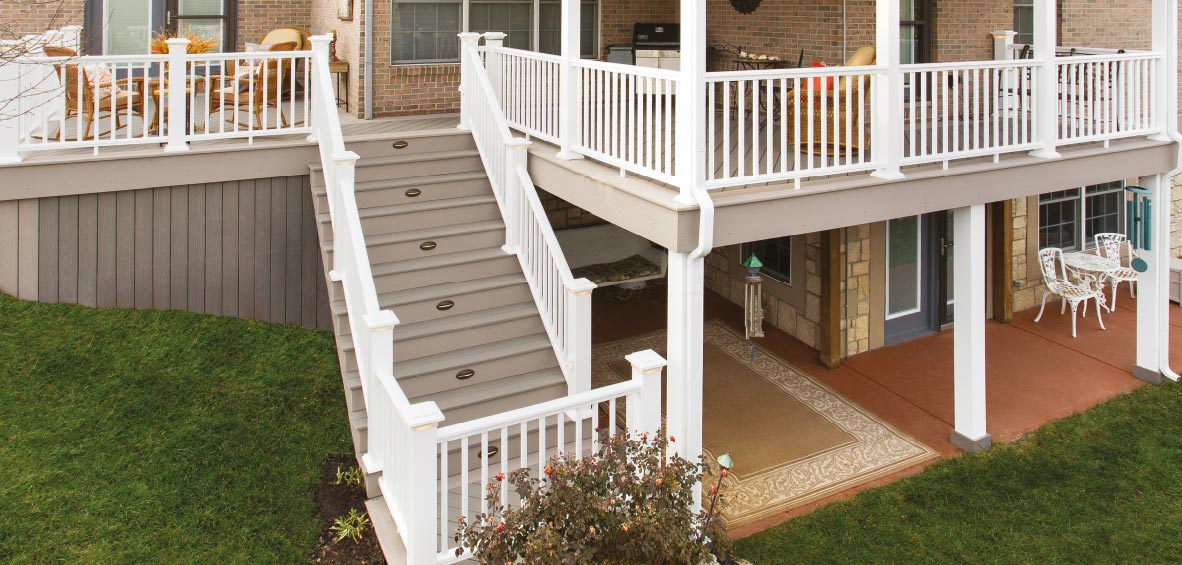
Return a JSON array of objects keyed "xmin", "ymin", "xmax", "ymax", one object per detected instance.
[
  {"xmin": 1038, "ymin": 182, "xmax": 1127, "ymax": 252},
  {"xmin": 886, "ymin": 215, "xmax": 923, "ymax": 321}
]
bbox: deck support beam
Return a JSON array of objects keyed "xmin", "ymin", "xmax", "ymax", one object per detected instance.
[
  {"xmin": 666, "ymin": 250, "xmax": 705, "ymax": 509},
  {"xmin": 951, "ymin": 203, "xmax": 991, "ymax": 451},
  {"xmin": 1133, "ymin": 174, "xmax": 1172, "ymax": 384},
  {"xmin": 989, "ymin": 200, "xmax": 1014, "ymax": 323},
  {"xmin": 870, "ymin": 0, "xmax": 903, "ymax": 180}
]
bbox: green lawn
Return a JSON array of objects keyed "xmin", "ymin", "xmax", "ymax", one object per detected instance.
[
  {"xmin": 0, "ymin": 294, "xmax": 349, "ymax": 562},
  {"xmin": 735, "ymin": 378, "xmax": 1182, "ymax": 564}
]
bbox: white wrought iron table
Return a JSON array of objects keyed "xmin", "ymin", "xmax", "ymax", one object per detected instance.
[{"xmin": 1062, "ymin": 250, "xmax": 1117, "ymax": 310}]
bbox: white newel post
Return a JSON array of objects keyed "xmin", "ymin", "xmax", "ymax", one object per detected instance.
[
  {"xmin": 365, "ymin": 309, "xmax": 399, "ymax": 404},
  {"xmin": 992, "ymin": 30, "xmax": 1016, "ymax": 61},
  {"xmin": 308, "ymin": 35, "xmax": 333, "ymax": 143},
  {"xmin": 483, "ymin": 32, "xmax": 506, "ymax": 101},
  {"xmin": 403, "ymin": 403, "xmax": 445, "ymax": 564},
  {"xmin": 626, "ymin": 349, "xmax": 667, "ymax": 439},
  {"xmin": 1134, "ymin": 174, "xmax": 1172, "ymax": 384},
  {"xmin": 556, "ymin": 0, "xmax": 583, "ymax": 160},
  {"xmin": 565, "ymin": 278, "xmax": 596, "ymax": 395},
  {"xmin": 61, "ymin": 25, "xmax": 84, "ymax": 52},
  {"xmin": 333, "ymin": 151, "xmax": 360, "ymax": 275},
  {"xmin": 457, "ymin": 33, "xmax": 482, "ymax": 131},
  {"xmin": 164, "ymin": 38, "xmax": 191, "ymax": 153},
  {"xmin": 0, "ymin": 56, "xmax": 22, "ymax": 163},
  {"xmin": 674, "ymin": 0, "xmax": 706, "ymax": 205},
  {"xmin": 871, "ymin": 0, "xmax": 904, "ymax": 179},
  {"xmin": 502, "ymin": 139, "xmax": 531, "ymax": 253},
  {"xmin": 1030, "ymin": 0, "xmax": 1059, "ymax": 159},
  {"xmin": 951, "ymin": 203, "xmax": 990, "ymax": 451}
]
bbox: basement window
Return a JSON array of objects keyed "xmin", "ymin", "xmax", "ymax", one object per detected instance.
[
  {"xmin": 1037, "ymin": 181, "xmax": 1126, "ymax": 251},
  {"xmin": 741, "ymin": 237, "xmax": 792, "ymax": 285}
]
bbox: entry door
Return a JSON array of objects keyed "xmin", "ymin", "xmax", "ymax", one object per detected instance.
[
  {"xmin": 89, "ymin": 0, "xmax": 231, "ymax": 54},
  {"xmin": 885, "ymin": 213, "xmax": 951, "ymax": 344}
]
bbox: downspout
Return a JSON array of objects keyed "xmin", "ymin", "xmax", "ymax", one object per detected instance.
[
  {"xmin": 364, "ymin": 0, "xmax": 374, "ymax": 119},
  {"xmin": 1158, "ymin": 133, "xmax": 1181, "ymax": 381},
  {"xmin": 689, "ymin": 189, "xmax": 715, "ymax": 261}
]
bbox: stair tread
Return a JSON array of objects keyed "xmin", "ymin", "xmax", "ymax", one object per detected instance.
[
  {"xmin": 396, "ymin": 333, "xmax": 554, "ymax": 379},
  {"xmin": 309, "ymin": 149, "xmax": 480, "ymax": 173},
  {"xmin": 370, "ymin": 247, "xmax": 510, "ymax": 277},
  {"xmin": 312, "ymin": 170, "xmax": 489, "ymax": 192},
  {"xmin": 323, "ymin": 220, "xmax": 504, "ymax": 252},
  {"xmin": 416, "ymin": 368, "xmax": 566, "ymax": 412},
  {"xmin": 316, "ymin": 194, "xmax": 497, "ymax": 224},
  {"xmin": 337, "ymin": 303, "xmax": 540, "ymax": 353},
  {"xmin": 332, "ymin": 274, "xmax": 527, "ymax": 316}
]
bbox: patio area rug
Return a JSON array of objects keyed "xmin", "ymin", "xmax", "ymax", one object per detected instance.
[{"xmin": 593, "ymin": 320, "xmax": 938, "ymax": 527}]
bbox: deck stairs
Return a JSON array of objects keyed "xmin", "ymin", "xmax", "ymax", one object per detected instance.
[{"xmin": 308, "ymin": 130, "xmax": 573, "ymax": 515}]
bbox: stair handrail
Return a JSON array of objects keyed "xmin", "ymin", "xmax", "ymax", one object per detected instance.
[
  {"xmin": 460, "ymin": 32, "xmax": 595, "ymax": 396},
  {"xmin": 308, "ymin": 35, "xmax": 445, "ymax": 563}
]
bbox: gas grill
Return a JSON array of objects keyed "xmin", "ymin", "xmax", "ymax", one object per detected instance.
[{"xmin": 632, "ymin": 23, "xmax": 680, "ymax": 71}]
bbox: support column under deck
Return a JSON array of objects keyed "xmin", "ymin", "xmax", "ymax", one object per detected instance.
[
  {"xmin": 1133, "ymin": 174, "xmax": 1172, "ymax": 384},
  {"xmin": 951, "ymin": 203, "xmax": 991, "ymax": 451},
  {"xmin": 666, "ymin": 250, "xmax": 705, "ymax": 507}
]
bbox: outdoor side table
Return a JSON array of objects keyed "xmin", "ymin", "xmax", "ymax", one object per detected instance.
[{"xmin": 329, "ymin": 61, "xmax": 349, "ymax": 112}]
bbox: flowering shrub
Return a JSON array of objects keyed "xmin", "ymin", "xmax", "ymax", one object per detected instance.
[{"xmin": 455, "ymin": 431, "xmax": 731, "ymax": 564}]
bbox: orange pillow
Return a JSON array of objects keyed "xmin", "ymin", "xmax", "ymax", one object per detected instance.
[{"xmin": 808, "ymin": 60, "xmax": 834, "ymax": 91}]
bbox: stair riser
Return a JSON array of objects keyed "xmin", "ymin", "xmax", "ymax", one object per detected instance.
[
  {"xmin": 315, "ymin": 177, "xmax": 493, "ymax": 210},
  {"xmin": 346, "ymin": 133, "xmax": 475, "ymax": 159},
  {"xmin": 365, "ymin": 202, "xmax": 501, "ymax": 237},
  {"xmin": 395, "ymin": 315, "xmax": 546, "ymax": 362},
  {"xmin": 352, "ymin": 416, "xmax": 368, "ymax": 454},
  {"xmin": 400, "ymin": 349, "xmax": 559, "ymax": 398},
  {"xmin": 327, "ymin": 228, "xmax": 506, "ymax": 266},
  {"xmin": 354, "ymin": 155, "xmax": 485, "ymax": 183},
  {"xmin": 440, "ymin": 381, "xmax": 568, "ymax": 425},
  {"xmin": 334, "ymin": 283, "xmax": 533, "ymax": 335},
  {"xmin": 373, "ymin": 255, "xmax": 520, "ymax": 294},
  {"xmin": 346, "ymin": 381, "xmax": 364, "ymax": 413}
]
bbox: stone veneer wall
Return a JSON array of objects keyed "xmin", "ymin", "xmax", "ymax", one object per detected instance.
[{"xmin": 843, "ymin": 224, "xmax": 873, "ymax": 356}]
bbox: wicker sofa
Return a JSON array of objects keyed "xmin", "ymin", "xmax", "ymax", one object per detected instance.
[{"xmin": 785, "ymin": 46, "xmax": 876, "ymax": 155}]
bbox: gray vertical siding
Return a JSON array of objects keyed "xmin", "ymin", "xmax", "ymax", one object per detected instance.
[{"xmin": 3, "ymin": 175, "xmax": 331, "ymax": 331}]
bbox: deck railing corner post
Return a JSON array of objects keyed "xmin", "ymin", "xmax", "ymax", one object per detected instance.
[
  {"xmin": 403, "ymin": 407, "xmax": 443, "ymax": 564},
  {"xmin": 163, "ymin": 38, "xmax": 191, "ymax": 153},
  {"xmin": 625, "ymin": 349, "xmax": 666, "ymax": 439},
  {"xmin": 565, "ymin": 278, "xmax": 596, "ymax": 395}
]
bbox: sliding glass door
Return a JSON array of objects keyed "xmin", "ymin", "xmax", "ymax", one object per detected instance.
[{"xmin": 90, "ymin": 0, "xmax": 232, "ymax": 54}]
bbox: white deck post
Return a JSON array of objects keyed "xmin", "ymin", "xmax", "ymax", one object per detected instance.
[
  {"xmin": 483, "ymin": 32, "xmax": 506, "ymax": 100},
  {"xmin": 308, "ymin": 35, "xmax": 332, "ymax": 143},
  {"xmin": 626, "ymin": 349, "xmax": 667, "ymax": 439},
  {"xmin": 0, "ymin": 55, "xmax": 23, "ymax": 163},
  {"xmin": 565, "ymin": 278, "xmax": 596, "ymax": 395},
  {"xmin": 870, "ymin": 0, "xmax": 903, "ymax": 180},
  {"xmin": 666, "ymin": 250, "xmax": 705, "ymax": 509},
  {"xmin": 61, "ymin": 25, "xmax": 84, "ymax": 52},
  {"xmin": 951, "ymin": 203, "xmax": 990, "ymax": 451},
  {"xmin": 501, "ymin": 139, "xmax": 530, "ymax": 253},
  {"xmin": 401, "ymin": 403, "xmax": 445, "ymax": 564},
  {"xmin": 1149, "ymin": 0, "xmax": 1177, "ymax": 141},
  {"xmin": 674, "ymin": 0, "xmax": 707, "ymax": 205},
  {"xmin": 992, "ymin": 30, "xmax": 1016, "ymax": 61},
  {"xmin": 163, "ymin": 38, "xmax": 190, "ymax": 153},
  {"xmin": 457, "ymin": 32, "xmax": 481, "ymax": 131},
  {"xmin": 556, "ymin": 0, "xmax": 583, "ymax": 160},
  {"xmin": 1133, "ymin": 174, "xmax": 1172, "ymax": 384},
  {"xmin": 1029, "ymin": 0, "xmax": 1059, "ymax": 159}
]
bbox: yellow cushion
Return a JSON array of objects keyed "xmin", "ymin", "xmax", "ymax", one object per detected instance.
[
  {"xmin": 845, "ymin": 46, "xmax": 876, "ymax": 67},
  {"xmin": 260, "ymin": 28, "xmax": 307, "ymax": 50}
]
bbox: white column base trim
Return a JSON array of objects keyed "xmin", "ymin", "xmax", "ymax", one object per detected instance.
[
  {"xmin": 950, "ymin": 429, "xmax": 993, "ymax": 452},
  {"xmin": 163, "ymin": 143, "xmax": 190, "ymax": 153},
  {"xmin": 1029, "ymin": 148, "xmax": 1060, "ymax": 159},
  {"xmin": 555, "ymin": 149, "xmax": 584, "ymax": 160},
  {"xmin": 1148, "ymin": 133, "xmax": 1172, "ymax": 142},
  {"xmin": 871, "ymin": 167, "xmax": 905, "ymax": 180},
  {"xmin": 1132, "ymin": 364, "xmax": 1166, "ymax": 385}
]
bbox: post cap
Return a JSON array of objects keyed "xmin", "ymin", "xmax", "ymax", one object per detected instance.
[
  {"xmin": 991, "ymin": 30, "xmax": 1018, "ymax": 39},
  {"xmin": 309, "ymin": 34, "xmax": 333, "ymax": 45},
  {"xmin": 165, "ymin": 37, "xmax": 192, "ymax": 45},
  {"xmin": 483, "ymin": 32, "xmax": 507, "ymax": 41},
  {"xmin": 625, "ymin": 349, "xmax": 668, "ymax": 373},
  {"xmin": 458, "ymin": 32, "xmax": 482, "ymax": 42},
  {"xmin": 332, "ymin": 150, "xmax": 361, "ymax": 165},
  {"xmin": 407, "ymin": 401, "xmax": 447, "ymax": 428},
  {"xmin": 565, "ymin": 277, "xmax": 597, "ymax": 294},
  {"xmin": 365, "ymin": 309, "xmax": 400, "ymax": 331}
]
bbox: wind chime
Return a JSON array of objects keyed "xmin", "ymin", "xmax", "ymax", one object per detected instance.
[
  {"xmin": 1125, "ymin": 185, "xmax": 1152, "ymax": 273},
  {"xmin": 743, "ymin": 254, "xmax": 765, "ymax": 360}
]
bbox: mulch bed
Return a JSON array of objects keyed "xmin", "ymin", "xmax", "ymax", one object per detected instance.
[{"xmin": 312, "ymin": 454, "xmax": 386, "ymax": 565}]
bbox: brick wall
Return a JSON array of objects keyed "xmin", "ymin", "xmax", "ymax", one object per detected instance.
[
  {"xmin": 235, "ymin": 0, "xmax": 312, "ymax": 50},
  {"xmin": 0, "ymin": 0, "xmax": 84, "ymax": 38},
  {"xmin": 312, "ymin": 0, "xmax": 364, "ymax": 114},
  {"xmin": 602, "ymin": 0, "xmax": 678, "ymax": 55}
]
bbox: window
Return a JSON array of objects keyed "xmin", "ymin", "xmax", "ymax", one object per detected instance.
[
  {"xmin": 391, "ymin": 0, "xmax": 598, "ymax": 64},
  {"xmin": 1014, "ymin": 0, "xmax": 1034, "ymax": 45},
  {"xmin": 741, "ymin": 237, "xmax": 792, "ymax": 285},
  {"xmin": 900, "ymin": 0, "xmax": 930, "ymax": 66},
  {"xmin": 1038, "ymin": 182, "xmax": 1126, "ymax": 251}
]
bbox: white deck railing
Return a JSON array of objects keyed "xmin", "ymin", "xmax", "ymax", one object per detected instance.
[
  {"xmin": 472, "ymin": 42, "xmax": 1166, "ymax": 191},
  {"xmin": 705, "ymin": 65, "xmax": 885, "ymax": 187},
  {"xmin": 900, "ymin": 59, "xmax": 1041, "ymax": 166},
  {"xmin": 460, "ymin": 34, "xmax": 595, "ymax": 396},
  {"xmin": 1, "ymin": 38, "xmax": 311, "ymax": 160}
]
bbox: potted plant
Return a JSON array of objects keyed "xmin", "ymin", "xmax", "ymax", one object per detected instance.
[{"xmin": 455, "ymin": 431, "xmax": 733, "ymax": 564}]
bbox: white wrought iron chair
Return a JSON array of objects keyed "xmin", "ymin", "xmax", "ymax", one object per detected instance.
[
  {"xmin": 1094, "ymin": 232, "xmax": 1138, "ymax": 312},
  {"xmin": 1034, "ymin": 247, "xmax": 1107, "ymax": 337}
]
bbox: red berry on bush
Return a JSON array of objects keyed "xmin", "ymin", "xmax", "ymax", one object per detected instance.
[
  {"xmin": 655, "ymin": 477, "xmax": 664, "ymax": 487},
  {"xmin": 669, "ymin": 436, "xmax": 675, "ymax": 442},
  {"xmin": 544, "ymin": 464, "xmax": 554, "ymax": 476},
  {"xmin": 721, "ymin": 469, "xmax": 729, "ymax": 478},
  {"xmin": 496, "ymin": 522, "xmax": 505, "ymax": 532}
]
